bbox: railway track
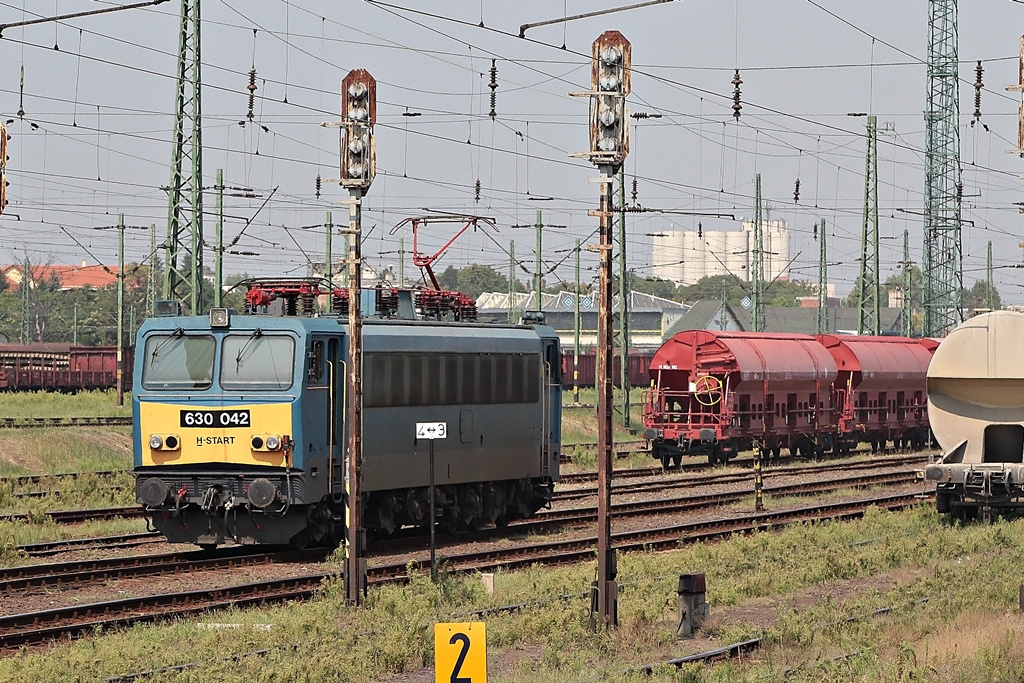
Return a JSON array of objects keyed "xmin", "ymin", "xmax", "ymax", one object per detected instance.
[
  {"xmin": 17, "ymin": 532, "xmax": 161, "ymax": 557},
  {"xmin": 555, "ymin": 454, "xmax": 928, "ymax": 499},
  {"xmin": 0, "ymin": 470, "xmax": 127, "ymax": 488},
  {"xmin": 0, "ymin": 455, "xmax": 926, "ymax": 528},
  {"xmin": 0, "ymin": 505, "xmax": 143, "ymax": 524},
  {"xmin": 0, "ymin": 416, "xmax": 132, "ymax": 429},
  {"xmin": 0, "ymin": 490, "xmax": 927, "ymax": 652},
  {"xmin": 0, "ymin": 546, "xmax": 319, "ymax": 595}
]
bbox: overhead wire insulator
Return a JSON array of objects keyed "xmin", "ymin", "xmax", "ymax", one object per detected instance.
[
  {"xmin": 972, "ymin": 60, "xmax": 983, "ymax": 125},
  {"xmin": 630, "ymin": 176, "xmax": 638, "ymax": 206},
  {"xmin": 793, "ymin": 178, "xmax": 800, "ymax": 203},
  {"xmin": 17, "ymin": 65, "xmax": 25, "ymax": 118},
  {"xmin": 731, "ymin": 69, "xmax": 742, "ymax": 120},
  {"xmin": 247, "ymin": 67, "xmax": 258, "ymax": 123},
  {"xmin": 315, "ymin": 174, "xmax": 322, "ymax": 200},
  {"xmin": 697, "ymin": 221, "xmax": 702, "ymax": 238},
  {"xmin": 956, "ymin": 181, "xmax": 963, "ymax": 204},
  {"xmin": 474, "ymin": 178, "xmax": 481, "ymax": 202},
  {"xmin": 488, "ymin": 59, "xmax": 498, "ymax": 120},
  {"xmin": 813, "ymin": 221, "xmax": 818, "ymax": 240}
]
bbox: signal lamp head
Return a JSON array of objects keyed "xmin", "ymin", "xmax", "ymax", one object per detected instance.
[{"xmin": 599, "ymin": 45, "xmax": 622, "ymax": 66}]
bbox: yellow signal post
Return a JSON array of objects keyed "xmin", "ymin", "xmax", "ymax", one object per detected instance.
[{"xmin": 435, "ymin": 622, "xmax": 486, "ymax": 683}]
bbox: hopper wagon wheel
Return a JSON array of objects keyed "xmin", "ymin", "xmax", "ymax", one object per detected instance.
[
  {"xmin": 670, "ymin": 453, "xmax": 682, "ymax": 468},
  {"xmin": 693, "ymin": 375, "xmax": 723, "ymax": 407}
]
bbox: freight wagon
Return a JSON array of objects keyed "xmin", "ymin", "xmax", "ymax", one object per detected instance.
[
  {"xmin": 0, "ymin": 344, "xmax": 133, "ymax": 391},
  {"xmin": 561, "ymin": 349, "xmax": 654, "ymax": 390},
  {"xmin": 642, "ymin": 330, "xmax": 937, "ymax": 466}
]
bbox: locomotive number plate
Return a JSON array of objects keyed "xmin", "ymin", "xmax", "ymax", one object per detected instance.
[{"xmin": 179, "ymin": 409, "xmax": 251, "ymax": 428}]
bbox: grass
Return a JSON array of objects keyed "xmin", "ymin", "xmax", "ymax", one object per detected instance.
[
  {"xmin": 0, "ymin": 389, "xmax": 132, "ymax": 418},
  {"xmin": 1, "ymin": 505, "xmax": 1022, "ymax": 681},
  {"xmin": 0, "ymin": 428, "xmax": 132, "ymax": 477}
]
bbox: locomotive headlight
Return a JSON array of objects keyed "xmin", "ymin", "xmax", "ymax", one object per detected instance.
[
  {"xmin": 149, "ymin": 435, "xmax": 163, "ymax": 450},
  {"xmin": 265, "ymin": 435, "xmax": 282, "ymax": 451}
]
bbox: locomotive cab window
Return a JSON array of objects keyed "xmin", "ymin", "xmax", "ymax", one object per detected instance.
[
  {"xmin": 142, "ymin": 332, "xmax": 215, "ymax": 390},
  {"xmin": 221, "ymin": 333, "xmax": 296, "ymax": 391}
]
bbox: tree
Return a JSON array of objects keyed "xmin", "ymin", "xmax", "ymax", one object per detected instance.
[
  {"xmin": 961, "ymin": 279, "xmax": 1002, "ymax": 310},
  {"xmin": 456, "ymin": 264, "xmax": 508, "ymax": 300},
  {"xmin": 626, "ymin": 274, "xmax": 677, "ymax": 300},
  {"xmin": 677, "ymin": 274, "xmax": 748, "ymax": 306},
  {"xmin": 436, "ymin": 266, "xmax": 460, "ymax": 291}
]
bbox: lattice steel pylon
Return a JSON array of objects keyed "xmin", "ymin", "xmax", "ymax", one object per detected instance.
[
  {"xmin": 858, "ymin": 115, "xmax": 880, "ymax": 336},
  {"xmin": 923, "ymin": 0, "xmax": 963, "ymax": 337},
  {"xmin": 163, "ymin": 0, "xmax": 204, "ymax": 314},
  {"xmin": 750, "ymin": 174, "xmax": 766, "ymax": 332}
]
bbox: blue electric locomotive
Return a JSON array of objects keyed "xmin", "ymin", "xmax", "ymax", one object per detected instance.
[{"xmin": 133, "ymin": 282, "xmax": 562, "ymax": 548}]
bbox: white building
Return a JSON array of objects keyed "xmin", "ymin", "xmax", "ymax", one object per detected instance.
[{"xmin": 652, "ymin": 219, "xmax": 791, "ymax": 285}]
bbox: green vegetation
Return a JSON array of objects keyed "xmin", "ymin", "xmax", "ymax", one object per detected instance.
[
  {"xmin": 0, "ymin": 506, "xmax": 1021, "ymax": 681},
  {"xmin": 0, "ymin": 427, "xmax": 132, "ymax": 476},
  {"xmin": 0, "ymin": 259, "xmax": 247, "ymax": 345},
  {"xmin": 0, "ymin": 389, "xmax": 132, "ymax": 418}
]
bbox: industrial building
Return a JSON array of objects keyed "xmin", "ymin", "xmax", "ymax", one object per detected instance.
[{"xmin": 651, "ymin": 219, "xmax": 791, "ymax": 285}]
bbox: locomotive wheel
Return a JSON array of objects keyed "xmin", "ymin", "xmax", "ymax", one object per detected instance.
[{"xmin": 198, "ymin": 543, "xmax": 218, "ymax": 551}]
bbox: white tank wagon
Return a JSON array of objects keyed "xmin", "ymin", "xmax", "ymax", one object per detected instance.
[{"xmin": 924, "ymin": 311, "xmax": 1024, "ymax": 520}]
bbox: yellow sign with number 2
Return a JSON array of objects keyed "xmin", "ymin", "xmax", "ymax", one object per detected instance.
[{"xmin": 435, "ymin": 622, "xmax": 487, "ymax": 683}]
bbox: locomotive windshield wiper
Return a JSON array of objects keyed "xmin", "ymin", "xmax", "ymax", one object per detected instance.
[
  {"xmin": 150, "ymin": 327, "xmax": 184, "ymax": 360},
  {"xmin": 235, "ymin": 328, "xmax": 263, "ymax": 369}
]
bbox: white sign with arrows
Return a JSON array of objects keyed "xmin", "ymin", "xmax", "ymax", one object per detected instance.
[{"xmin": 416, "ymin": 422, "xmax": 447, "ymax": 440}]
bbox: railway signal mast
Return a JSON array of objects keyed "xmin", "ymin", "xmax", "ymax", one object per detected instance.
[
  {"xmin": 332, "ymin": 68, "xmax": 377, "ymax": 607},
  {"xmin": 573, "ymin": 30, "xmax": 631, "ymax": 630}
]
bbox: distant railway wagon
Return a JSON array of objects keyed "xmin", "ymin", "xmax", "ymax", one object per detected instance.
[
  {"xmin": 0, "ymin": 344, "xmax": 133, "ymax": 391},
  {"xmin": 561, "ymin": 349, "xmax": 654, "ymax": 390},
  {"xmin": 133, "ymin": 280, "xmax": 562, "ymax": 548},
  {"xmin": 642, "ymin": 330, "xmax": 938, "ymax": 466},
  {"xmin": 924, "ymin": 311, "xmax": 1024, "ymax": 519}
]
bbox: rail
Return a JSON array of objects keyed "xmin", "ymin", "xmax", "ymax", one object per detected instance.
[{"xmin": 0, "ymin": 416, "xmax": 132, "ymax": 429}]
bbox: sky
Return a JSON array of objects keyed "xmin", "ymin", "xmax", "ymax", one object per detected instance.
[{"xmin": 1, "ymin": 0, "xmax": 1023, "ymax": 301}]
